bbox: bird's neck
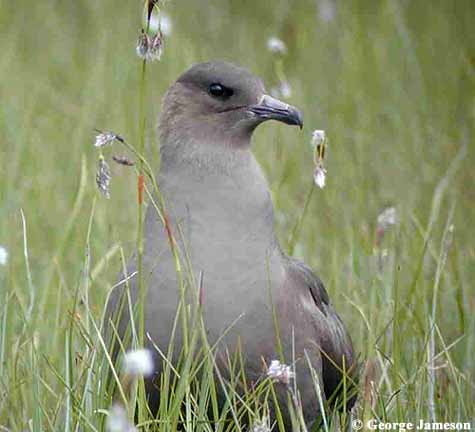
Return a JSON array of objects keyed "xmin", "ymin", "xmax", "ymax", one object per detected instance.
[
  {"xmin": 158, "ymin": 145, "xmax": 279, "ymax": 262},
  {"xmin": 160, "ymin": 134, "xmax": 253, "ymax": 176}
]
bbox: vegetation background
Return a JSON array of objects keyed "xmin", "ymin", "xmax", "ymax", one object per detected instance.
[{"xmin": 1, "ymin": 0, "xmax": 474, "ymax": 429}]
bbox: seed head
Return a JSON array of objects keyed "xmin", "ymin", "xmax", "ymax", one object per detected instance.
[
  {"xmin": 148, "ymin": 33, "xmax": 163, "ymax": 61},
  {"xmin": 252, "ymin": 416, "xmax": 271, "ymax": 432},
  {"xmin": 96, "ymin": 156, "xmax": 111, "ymax": 199},
  {"xmin": 149, "ymin": 12, "xmax": 172, "ymax": 37},
  {"xmin": 112, "ymin": 155, "xmax": 135, "ymax": 166},
  {"xmin": 311, "ymin": 130, "xmax": 328, "ymax": 188},
  {"xmin": 311, "ymin": 130, "xmax": 326, "ymax": 149},
  {"xmin": 377, "ymin": 207, "xmax": 398, "ymax": 232},
  {"xmin": 267, "ymin": 37, "xmax": 287, "ymax": 55},
  {"xmin": 267, "ymin": 360, "xmax": 295, "ymax": 385},
  {"xmin": 136, "ymin": 31, "xmax": 149, "ymax": 59},
  {"xmin": 95, "ymin": 131, "xmax": 118, "ymax": 148},
  {"xmin": 106, "ymin": 403, "xmax": 136, "ymax": 432},
  {"xmin": 136, "ymin": 30, "xmax": 163, "ymax": 62},
  {"xmin": 159, "ymin": 14, "xmax": 173, "ymax": 37},
  {"xmin": 314, "ymin": 163, "xmax": 327, "ymax": 189},
  {"xmin": 0, "ymin": 246, "xmax": 8, "ymax": 266},
  {"xmin": 123, "ymin": 349, "xmax": 154, "ymax": 377}
]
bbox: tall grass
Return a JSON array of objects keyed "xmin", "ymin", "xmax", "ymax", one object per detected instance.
[{"xmin": 1, "ymin": 0, "xmax": 474, "ymax": 430}]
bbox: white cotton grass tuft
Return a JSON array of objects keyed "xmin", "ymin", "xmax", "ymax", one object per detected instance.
[
  {"xmin": 136, "ymin": 31, "xmax": 163, "ymax": 62},
  {"xmin": 123, "ymin": 349, "xmax": 154, "ymax": 377},
  {"xmin": 252, "ymin": 416, "xmax": 271, "ymax": 432},
  {"xmin": 267, "ymin": 360, "xmax": 295, "ymax": 385},
  {"xmin": 106, "ymin": 403, "xmax": 137, "ymax": 432},
  {"xmin": 96, "ymin": 156, "xmax": 111, "ymax": 199},
  {"xmin": 311, "ymin": 130, "xmax": 328, "ymax": 188},
  {"xmin": 267, "ymin": 37, "xmax": 287, "ymax": 55},
  {"xmin": 147, "ymin": 33, "xmax": 163, "ymax": 61},
  {"xmin": 377, "ymin": 207, "xmax": 398, "ymax": 231},
  {"xmin": 105, "ymin": 349, "xmax": 153, "ymax": 432},
  {"xmin": 145, "ymin": 3, "xmax": 172, "ymax": 36},
  {"xmin": 311, "ymin": 130, "xmax": 326, "ymax": 149},
  {"xmin": 136, "ymin": 31, "xmax": 149, "ymax": 59},
  {"xmin": 374, "ymin": 206, "xmax": 398, "ymax": 252},
  {"xmin": 0, "ymin": 246, "xmax": 8, "ymax": 266},
  {"xmin": 313, "ymin": 163, "xmax": 327, "ymax": 189},
  {"xmin": 95, "ymin": 131, "xmax": 118, "ymax": 148},
  {"xmin": 160, "ymin": 14, "xmax": 173, "ymax": 37}
]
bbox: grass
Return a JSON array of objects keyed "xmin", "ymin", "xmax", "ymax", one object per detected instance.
[{"xmin": 1, "ymin": 0, "xmax": 475, "ymax": 430}]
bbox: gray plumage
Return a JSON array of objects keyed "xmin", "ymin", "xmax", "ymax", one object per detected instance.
[{"xmin": 107, "ymin": 61, "xmax": 357, "ymax": 428}]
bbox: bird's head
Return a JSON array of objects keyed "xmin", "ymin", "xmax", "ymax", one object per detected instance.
[{"xmin": 159, "ymin": 61, "xmax": 303, "ymax": 157}]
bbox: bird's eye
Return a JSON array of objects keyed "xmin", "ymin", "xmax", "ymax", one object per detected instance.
[{"xmin": 209, "ymin": 83, "xmax": 233, "ymax": 99}]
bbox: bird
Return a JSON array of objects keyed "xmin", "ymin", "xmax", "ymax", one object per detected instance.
[{"xmin": 107, "ymin": 61, "xmax": 357, "ymax": 429}]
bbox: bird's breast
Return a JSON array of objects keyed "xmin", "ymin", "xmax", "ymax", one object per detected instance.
[{"xmin": 148, "ymin": 160, "xmax": 285, "ymax": 336}]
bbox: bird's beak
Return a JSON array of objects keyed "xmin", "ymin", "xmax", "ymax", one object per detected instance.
[{"xmin": 248, "ymin": 94, "xmax": 303, "ymax": 129}]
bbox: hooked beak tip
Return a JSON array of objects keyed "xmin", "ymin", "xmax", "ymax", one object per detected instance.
[
  {"xmin": 249, "ymin": 94, "xmax": 303, "ymax": 129},
  {"xmin": 295, "ymin": 110, "xmax": 304, "ymax": 129}
]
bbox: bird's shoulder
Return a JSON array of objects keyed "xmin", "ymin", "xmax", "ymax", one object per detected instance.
[{"xmin": 283, "ymin": 255, "xmax": 330, "ymax": 315}]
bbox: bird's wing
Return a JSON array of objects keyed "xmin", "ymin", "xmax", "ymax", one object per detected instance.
[{"xmin": 285, "ymin": 256, "xmax": 358, "ymax": 410}]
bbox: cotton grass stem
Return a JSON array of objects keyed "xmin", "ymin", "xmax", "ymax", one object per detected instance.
[
  {"xmin": 288, "ymin": 182, "xmax": 315, "ymax": 256},
  {"xmin": 137, "ymin": 57, "xmax": 147, "ymax": 348},
  {"xmin": 134, "ymin": 26, "xmax": 149, "ymax": 422}
]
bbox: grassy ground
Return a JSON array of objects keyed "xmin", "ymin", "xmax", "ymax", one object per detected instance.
[{"xmin": 1, "ymin": 0, "xmax": 474, "ymax": 430}]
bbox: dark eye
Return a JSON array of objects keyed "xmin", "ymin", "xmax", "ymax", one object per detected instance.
[{"xmin": 209, "ymin": 83, "xmax": 233, "ymax": 99}]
